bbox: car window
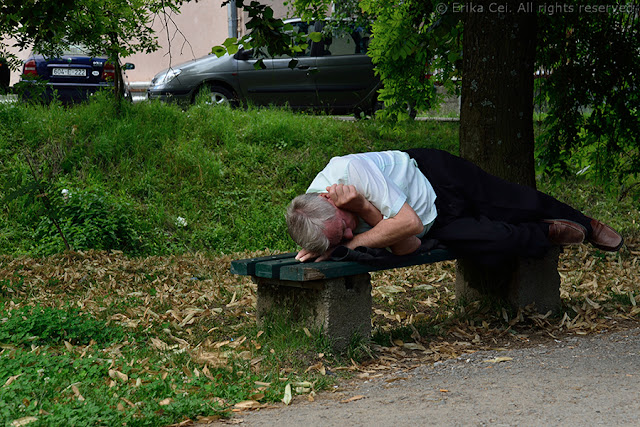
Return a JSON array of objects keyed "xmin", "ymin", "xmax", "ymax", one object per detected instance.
[
  {"xmin": 269, "ymin": 21, "xmax": 314, "ymax": 59},
  {"xmin": 62, "ymin": 44, "xmax": 93, "ymax": 56},
  {"xmin": 33, "ymin": 43, "xmax": 102, "ymax": 57},
  {"xmin": 322, "ymin": 26, "xmax": 371, "ymax": 56}
]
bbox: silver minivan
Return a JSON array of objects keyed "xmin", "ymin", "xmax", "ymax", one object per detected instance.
[{"xmin": 147, "ymin": 19, "xmax": 380, "ymax": 115}]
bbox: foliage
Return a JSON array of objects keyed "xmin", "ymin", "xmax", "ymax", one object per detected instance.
[
  {"xmin": 222, "ymin": 0, "xmax": 462, "ymax": 118},
  {"xmin": 32, "ymin": 186, "xmax": 155, "ymax": 256},
  {"xmin": 358, "ymin": 0, "xmax": 462, "ymax": 120},
  {"xmin": 229, "ymin": 0, "xmax": 639, "ymax": 181},
  {"xmin": 536, "ymin": 0, "xmax": 640, "ymax": 191},
  {"xmin": 214, "ymin": 1, "xmax": 323, "ymax": 70}
]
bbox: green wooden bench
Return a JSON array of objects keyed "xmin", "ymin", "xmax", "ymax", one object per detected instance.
[
  {"xmin": 231, "ymin": 246, "xmax": 563, "ymax": 351},
  {"xmin": 230, "ymin": 249, "xmax": 456, "ymax": 351}
]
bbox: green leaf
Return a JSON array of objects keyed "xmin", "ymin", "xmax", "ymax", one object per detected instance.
[
  {"xmin": 308, "ymin": 32, "xmax": 322, "ymax": 43},
  {"xmin": 222, "ymin": 37, "xmax": 238, "ymax": 49},
  {"xmin": 253, "ymin": 58, "xmax": 266, "ymax": 70},
  {"xmin": 287, "ymin": 58, "xmax": 299, "ymax": 69},
  {"xmin": 211, "ymin": 46, "xmax": 227, "ymax": 57}
]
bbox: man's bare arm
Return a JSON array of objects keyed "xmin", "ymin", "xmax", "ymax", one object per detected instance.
[
  {"xmin": 326, "ymin": 185, "xmax": 423, "ymax": 255},
  {"xmin": 324, "ymin": 184, "xmax": 382, "ymax": 226},
  {"xmin": 344, "ymin": 203, "xmax": 423, "ymax": 254}
]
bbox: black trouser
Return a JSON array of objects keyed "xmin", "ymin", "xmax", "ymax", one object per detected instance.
[{"xmin": 405, "ymin": 148, "xmax": 592, "ymax": 264}]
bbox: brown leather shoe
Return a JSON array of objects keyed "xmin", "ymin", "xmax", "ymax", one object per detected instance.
[
  {"xmin": 588, "ymin": 219, "xmax": 623, "ymax": 251},
  {"xmin": 544, "ymin": 219, "xmax": 586, "ymax": 245}
]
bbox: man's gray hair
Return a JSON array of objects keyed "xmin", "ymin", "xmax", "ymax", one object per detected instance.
[{"xmin": 286, "ymin": 193, "xmax": 337, "ymax": 254}]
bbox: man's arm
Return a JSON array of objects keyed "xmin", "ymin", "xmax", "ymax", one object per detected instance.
[
  {"xmin": 345, "ymin": 202, "xmax": 423, "ymax": 254},
  {"xmin": 324, "ymin": 184, "xmax": 382, "ymax": 226},
  {"xmin": 326, "ymin": 184, "xmax": 423, "ymax": 255}
]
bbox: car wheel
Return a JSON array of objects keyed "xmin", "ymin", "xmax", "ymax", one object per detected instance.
[
  {"xmin": 406, "ymin": 102, "xmax": 417, "ymax": 120},
  {"xmin": 371, "ymin": 97, "xmax": 417, "ymax": 120},
  {"xmin": 0, "ymin": 58, "xmax": 9, "ymax": 94},
  {"xmin": 196, "ymin": 85, "xmax": 237, "ymax": 107}
]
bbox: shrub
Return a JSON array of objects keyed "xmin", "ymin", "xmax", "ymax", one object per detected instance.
[{"xmin": 33, "ymin": 186, "xmax": 157, "ymax": 255}]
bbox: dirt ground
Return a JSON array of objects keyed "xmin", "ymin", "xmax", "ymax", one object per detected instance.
[{"xmin": 212, "ymin": 327, "xmax": 640, "ymax": 426}]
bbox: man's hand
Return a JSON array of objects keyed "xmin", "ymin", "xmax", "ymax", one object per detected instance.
[
  {"xmin": 323, "ymin": 184, "xmax": 383, "ymax": 228},
  {"xmin": 346, "ymin": 203, "xmax": 424, "ymax": 253},
  {"xmin": 295, "ymin": 248, "xmax": 332, "ymax": 263},
  {"xmin": 324, "ymin": 184, "xmax": 365, "ymax": 212}
]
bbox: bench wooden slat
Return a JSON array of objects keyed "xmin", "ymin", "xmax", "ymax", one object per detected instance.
[
  {"xmin": 230, "ymin": 252, "xmax": 297, "ymax": 276},
  {"xmin": 278, "ymin": 249, "xmax": 456, "ymax": 281},
  {"xmin": 232, "ymin": 249, "xmax": 456, "ymax": 281},
  {"xmin": 255, "ymin": 258, "xmax": 302, "ymax": 279}
]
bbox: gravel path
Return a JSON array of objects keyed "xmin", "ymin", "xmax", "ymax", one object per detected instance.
[{"xmin": 214, "ymin": 327, "xmax": 640, "ymax": 426}]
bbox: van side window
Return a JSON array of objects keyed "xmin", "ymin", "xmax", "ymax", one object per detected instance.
[
  {"xmin": 323, "ymin": 27, "xmax": 370, "ymax": 56},
  {"xmin": 267, "ymin": 21, "xmax": 313, "ymax": 59}
]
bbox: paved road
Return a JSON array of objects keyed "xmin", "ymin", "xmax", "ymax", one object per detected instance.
[{"xmin": 216, "ymin": 328, "xmax": 640, "ymax": 426}]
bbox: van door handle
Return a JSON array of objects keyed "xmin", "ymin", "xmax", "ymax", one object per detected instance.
[{"xmin": 297, "ymin": 65, "xmax": 310, "ymax": 70}]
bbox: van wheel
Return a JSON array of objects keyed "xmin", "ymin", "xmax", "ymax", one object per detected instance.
[
  {"xmin": 371, "ymin": 97, "xmax": 416, "ymax": 120},
  {"xmin": 195, "ymin": 85, "xmax": 237, "ymax": 107}
]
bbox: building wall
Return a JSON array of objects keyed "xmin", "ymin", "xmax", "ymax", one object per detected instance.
[{"xmin": 3, "ymin": 1, "xmax": 290, "ymax": 86}]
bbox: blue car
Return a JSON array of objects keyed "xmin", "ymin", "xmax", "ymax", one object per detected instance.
[{"xmin": 19, "ymin": 45, "xmax": 134, "ymax": 104}]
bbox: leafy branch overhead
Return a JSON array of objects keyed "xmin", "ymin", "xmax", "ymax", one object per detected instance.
[{"xmin": 214, "ymin": 1, "xmax": 322, "ymax": 70}]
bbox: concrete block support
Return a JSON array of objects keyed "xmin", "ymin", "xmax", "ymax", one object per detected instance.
[
  {"xmin": 255, "ymin": 274, "xmax": 372, "ymax": 352},
  {"xmin": 455, "ymin": 247, "xmax": 562, "ymax": 314}
]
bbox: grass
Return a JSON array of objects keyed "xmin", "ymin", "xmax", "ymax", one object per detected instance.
[
  {"xmin": 0, "ymin": 96, "xmax": 639, "ymax": 425},
  {"xmin": 0, "ymin": 94, "xmax": 459, "ymax": 257}
]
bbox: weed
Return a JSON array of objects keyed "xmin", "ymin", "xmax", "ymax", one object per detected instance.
[{"xmin": 0, "ymin": 305, "xmax": 128, "ymax": 347}]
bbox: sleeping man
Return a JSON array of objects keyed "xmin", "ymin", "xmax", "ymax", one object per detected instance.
[{"xmin": 286, "ymin": 149, "xmax": 623, "ymax": 264}]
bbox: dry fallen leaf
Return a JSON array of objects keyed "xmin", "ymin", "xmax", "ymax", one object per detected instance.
[
  {"xmin": 234, "ymin": 400, "xmax": 262, "ymax": 410},
  {"xmin": 196, "ymin": 415, "xmax": 222, "ymax": 423},
  {"xmin": 10, "ymin": 417, "xmax": 38, "ymax": 427},
  {"xmin": 403, "ymin": 343, "xmax": 427, "ymax": 351},
  {"xmin": 158, "ymin": 398, "xmax": 173, "ymax": 406},
  {"xmin": 71, "ymin": 385, "xmax": 85, "ymax": 401},
  {"xmin": 4, "ymin": 374, "xmax": 23, "ymax": 388},
  {"xmin": 484, "ymin": 357, "xmax": 513, "ymax": 364},
  {"xmin": 340, "ymin": 395, "xmax": 365, "ymax": 403},
  {"xmin": 108, "ymin": 369, "xmax": 128, "ymax": 382},
  {"xmin": 282, "ymin": 384, "xmax": 292, "ymax": 405}
]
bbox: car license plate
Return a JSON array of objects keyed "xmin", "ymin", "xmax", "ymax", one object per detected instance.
[{"xmin": 51, "ymin": 68, "xmax": 87, "ymax": 77}]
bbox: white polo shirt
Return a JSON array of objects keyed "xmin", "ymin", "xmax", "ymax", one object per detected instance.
[{"xmin": 306, "ymin": 150, "xmax": 438, "ymax": 237}]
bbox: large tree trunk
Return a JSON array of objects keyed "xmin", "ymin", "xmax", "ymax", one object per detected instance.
[
  {"xmin": 456, "ymin": 1, "xmax": 560, "ymax": 312},
  {"xmin": 460, "ymin": 1, "xmax": 537, "ymax": 186}
]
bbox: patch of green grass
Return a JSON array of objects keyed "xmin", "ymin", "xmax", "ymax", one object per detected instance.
[
  {"xmin": 0, "ymin": 305, "xmax": 128, "ymax": 347},
  {"xmin": 0, "ymin": 97, "xmax": 460, "ymax": 257},
  {"xmin": 0, "ymin": 343, "xmax": 238, "ymax": 425}
]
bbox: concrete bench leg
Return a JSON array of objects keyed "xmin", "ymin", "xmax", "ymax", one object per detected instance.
[
  {"xmin": 455, "ymin": 246, "xmax": 562, "ymax": 314},
  {"xmin": 254, "ymin": 273, "xmax": 372, "ymax": 352}
]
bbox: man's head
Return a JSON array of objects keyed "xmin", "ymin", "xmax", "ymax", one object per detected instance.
[{"xmin": 286, "ymin": 193, "xmax": 356, "ymax": 254}]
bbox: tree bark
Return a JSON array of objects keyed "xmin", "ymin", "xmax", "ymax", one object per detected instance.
[
  {"xmin": 460, "ymin": 0, "xmax": 537, "ymax": 187},
  {"xmin": 457, "ymin": 1, "xmax": 557, "ymax": 311}
]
